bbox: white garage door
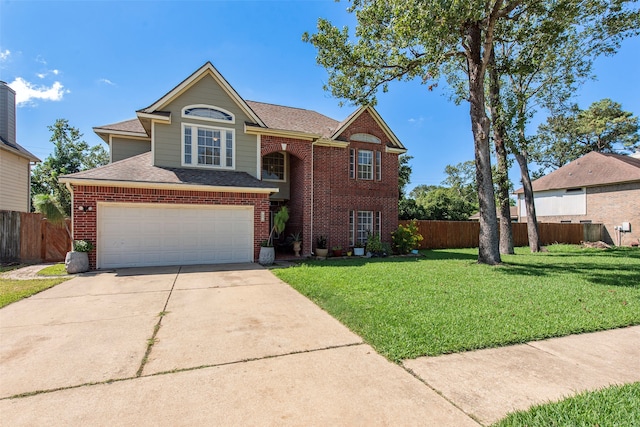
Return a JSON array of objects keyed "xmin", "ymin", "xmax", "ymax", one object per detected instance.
[{"xmin": 98, "ymin": 203, "xmax": 254, "ymax": 269}]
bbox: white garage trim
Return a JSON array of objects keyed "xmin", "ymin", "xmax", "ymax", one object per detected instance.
[{"xmin": 97, "ymin": 202, "xmax": 254, "ymax": 269}]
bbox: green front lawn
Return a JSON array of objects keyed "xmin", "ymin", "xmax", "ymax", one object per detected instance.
[
  {"xmin": 273, "ymin": 246, "xmax": 640, "ymax": 361},
  {"xmin": 0, "ymin": 278, "xmax": 69, "ymax": 308},
  {"xmin": 493, "ymin": 382, "xmax": 640, "ymax": 426}
]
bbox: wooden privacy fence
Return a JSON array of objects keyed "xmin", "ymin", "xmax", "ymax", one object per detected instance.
[
  {"xmin": 0, "ymin": 211, "xmax": 71, "ymax": 263},
  {"xmin": 399, "ymin": 220, "xmax": 603, "ymax": 250}
]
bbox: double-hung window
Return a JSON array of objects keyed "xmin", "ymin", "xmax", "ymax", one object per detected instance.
[
  {"xmin": 351, "ymin": 148, "xmax": 381, "ymax": 181},
  {"xmin": 358, "ymin": 150, "xmax": 373, "ymax": 180},
  {"xmin": 357, "ymin": 211, "xmax": 373, "ymax": 244},
  {"xmin": 183, "ymin": 124, "xmax": 234, "ymax": 168}
]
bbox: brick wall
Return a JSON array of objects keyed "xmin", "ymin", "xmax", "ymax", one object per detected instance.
[
  {"xmin": 261, "ymin": 136, "xmax": 312, "ymax": 254},
  {"xmin": 314, "ymin": 109, "xmax": 400, "ymax": 251},
  {"xmin": 71, "ymin": 185, "xmax": 271, "ymax": 269},
  {"xmin": 522, "ymin": 182, "xmax": 639, "ymax": 245}
]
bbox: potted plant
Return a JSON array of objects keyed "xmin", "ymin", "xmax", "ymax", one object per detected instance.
[
  {"xmin": 332, "ymin": 245, "xmax": 343, "ymax": 257},
  {"xmin": 259, "ymin": 206, "xmax": 289, "ymax": 265},
  {"xmin": 290, "ymin": 231, "xmax": 302, "ymax": 257},
  {"xmin": 315, "ymin": 235, "xmax": 328, "ymax": 259},
  {"xmin": 353, "ymin": 241, "xmax": 365, "ymax": 256},
  {"xmin": 66, "ymin": 240, "xmax": 93, "ymax": 273}
]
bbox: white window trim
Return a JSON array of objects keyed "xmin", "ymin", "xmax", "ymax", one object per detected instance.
[
  {"xmin": 181, "ymin": 104, "xmax": 235, "ymax": 124},
  {"xmin": 358, "ymin": 149, "xmax": 374, "ymax": 180},
  {"xmin": 376, "ymin": 151, "xmax": 381, "ymax": 181},
  {"xmin": 262, "ymin": 152, "xmax": 287, "ymax": 182},
  {"xmin": 181, "ymin": 122, "xmax": 236, "ymax": 169},
  {"xmin": 357, "ymin": 210, "xmax": 373, "ymax": 244}
]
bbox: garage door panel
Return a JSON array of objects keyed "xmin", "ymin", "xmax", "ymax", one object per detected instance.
[{"xmin": 98, "ymin": 204, "xmax": 254, "ymax": 269}]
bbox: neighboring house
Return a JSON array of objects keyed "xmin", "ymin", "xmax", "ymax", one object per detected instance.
[
  {"xmin": 60, "ymin": 62, "xmax": 406, "ymax": 269},
  {"xmin": 515, "ymin": 151, "xmax": 640, "ymax": 246},
  {"xmin": 0, "ymin": 81, "xmax": 40, "ymax": 212}
]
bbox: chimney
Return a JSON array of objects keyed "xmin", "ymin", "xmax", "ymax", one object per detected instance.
[{"xmin": 0, "ymin": 81, "xmax": 17, "ymax": 146}]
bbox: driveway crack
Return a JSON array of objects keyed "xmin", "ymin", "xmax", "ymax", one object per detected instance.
[{"xmin": 135, "ymin": 267, "xmax": 180, "ymax": 377}]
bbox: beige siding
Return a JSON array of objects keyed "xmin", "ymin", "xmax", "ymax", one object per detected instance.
[
  {"xmin": 111, "ymin": 137, "xmax": 151, "ymax": 162},
  {"xmin": 153, "ymin": 76, "xmax": 258, "ymax": 176},
  {"xmin": 0, "ymin": 149, "xmax": 30, "ymax": 212}
]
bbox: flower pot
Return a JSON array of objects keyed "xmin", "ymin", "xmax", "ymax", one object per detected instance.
[
  {"xmin": 292, "ymin": 241, "xmax": 301, "ymax": 257},
  {"xmin": 65, "ymin": 251, "xmax": 89, "ymax": 273},
  {"xmin": 332, "ymin": 249, "xmax": 343, "ymax": 257},
  {"xmin": 354, "ymin": 247, "xmax": 365, "ymax": 256},
  {"xmin": 316, "ymin": 248, "xmax": 328, "ymax": 260},
  {"xmin": 259, "ymin": 246, "xmax": 275, "ymax": 265}
]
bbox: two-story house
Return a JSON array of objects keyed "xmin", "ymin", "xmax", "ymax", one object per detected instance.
[{"xmin": 60, "ymin": 62, "xmax": 406, "ymax": 269}]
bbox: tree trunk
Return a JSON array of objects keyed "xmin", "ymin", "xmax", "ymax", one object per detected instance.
[
  {"xmin": 466, "ymin": 23, "xmax": 501, "ymax": 265},
  {"xmin": 514, "ymin": 152, "xmax": 541, "ymax": 252},
  {"xmin": 488, "ymin": 48, "xmax": 514, "ymax": 255}
]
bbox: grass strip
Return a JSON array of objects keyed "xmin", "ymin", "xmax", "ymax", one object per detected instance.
[
  {"xmin": 37, "ymin": 263, "xmax": 68, "ymax": 276},
  {"xmin": 0, "ymin": 278, "xmax": 69, "ymax": 308},
  {"xmin": 493, "ymin": 382, "xmax": 640, "ymax": 426}
]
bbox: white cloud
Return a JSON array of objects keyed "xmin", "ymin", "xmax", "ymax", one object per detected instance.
[
  {"xmin": 37, "ymin": 73, "xmax": 46, "ymax": 79},
  {"xmin": 98, "ymin": 78, "xmax": 115, "ymax": 86},
  {"xmin": 408, "ymin": 117, "xmax": 425, "ymax": 126},
  {"xmin": 8, "ymin": 77, "xmax": 68, "ymax": 106},
  {"xmin": 52, "ymin": 69, "xmax": 60, "ymax": 75},
  {"xmin": 0, "ymin": 49, "xmax": 10, "ymax": 61}
]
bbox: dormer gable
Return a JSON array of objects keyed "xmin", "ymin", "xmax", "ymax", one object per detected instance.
[{"xmin": 332, "ymin": 105, "xmax": 406, "ymax": 153}]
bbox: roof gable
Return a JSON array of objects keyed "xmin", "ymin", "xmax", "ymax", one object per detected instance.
[
  {"xmin": 516, "ymin": 151, "xmax": 640, "ymax": 193},
  {"xmin": 331, "ymin": 105, "xmax": 405, "ymax": 149},
  {"xmin": 138, "ymin": 62, "xmax": 265, "ymax": 127}
]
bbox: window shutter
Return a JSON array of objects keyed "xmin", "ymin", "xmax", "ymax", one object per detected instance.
[
  {"xmin": 349, "ymin": 210, "xmax": 355, "ymax": 246},
  {"xmin": 349, "ymin": 148, "xmax": 355, "ymax": 179},
  {"xmin": 376, "ymin": 151, "xmax": 381, "ymax": 181}
]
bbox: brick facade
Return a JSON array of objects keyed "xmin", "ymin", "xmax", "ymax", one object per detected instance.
[
  {"xmin": 314, "ymin": 109, "xmax": 400, "ymax": 251},
  {"xmin": 258, "ymin": 111, "xmax": 401, "ymax": 255},
  {"xmin": 520, "ymin": 182, "xmax": 640, "ymax": 245},
  {"xmin": 71, "ymin": 185, "xmax": 271, "ymax": 269}
]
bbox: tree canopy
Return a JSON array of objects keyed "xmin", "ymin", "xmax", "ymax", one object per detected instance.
[
  {"xmin": 31, "ymin": 119, "xmax": 109, "ymax": 215},
  {"xmin": 533, "ymin": 99, "xmax": 640, "ymax": 173}
]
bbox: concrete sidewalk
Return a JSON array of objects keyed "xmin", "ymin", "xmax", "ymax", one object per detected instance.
[
  {"xmin": 0, "ymin": 263, "xmax": 638, "ymax": 426},
  {"xmin": 404, "ymin": 326, "xmax": 640, "ymax": 425}
]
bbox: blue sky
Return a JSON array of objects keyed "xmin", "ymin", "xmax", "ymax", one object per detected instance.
[{"xmin": 1, "ymin": 0, "xmax": 638, "ymax": 193}]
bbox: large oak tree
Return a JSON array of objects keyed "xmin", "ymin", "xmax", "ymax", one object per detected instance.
[{"xmin": 304, "ymin": 0, "xmax": 527, "ymax": 264}]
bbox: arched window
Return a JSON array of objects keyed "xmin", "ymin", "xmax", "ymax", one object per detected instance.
[
  {"xmin": 182, "ymin": 105, "xmax": 235, "ymax": 123},
  {"xmin": 350, "ymin": 133, "xmax": 381, "ymax": 144}
]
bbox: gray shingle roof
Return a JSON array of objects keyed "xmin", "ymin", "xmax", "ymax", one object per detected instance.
[
  {"xmin": 94, "ymin": 118, "xmax": 147, "ymax": 135},
  {"xmin": 0, "ymin": 135, "xmax": 40, "ymax": 162},
  {"xmin": 61, "ymin": 152, "xmax": 275, "ymax": 190},
  {"xmin": 245, "ymin": 101, "xmax": 339, "ymax": 138},
  {"xmin": 515, "ymin": 151, "xmax": 640, "ymax": 193}
]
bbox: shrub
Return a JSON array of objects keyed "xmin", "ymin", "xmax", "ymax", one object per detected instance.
[
  {"xmin": 365, "ymin": 232, "xmax": 384, "ymax": 255},
  {"xmin": 392, "ymin": 220, "xmax": 423, "ymax": 254},
  {"xmin": 73, "ymin": 240, "xmax": 94, "ymax": 252}
]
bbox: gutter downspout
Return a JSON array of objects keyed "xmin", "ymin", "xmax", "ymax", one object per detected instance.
[
  {"xmin": 65, "ymin": 182, "xmax": 74, "ymax": 251},
  {"xmin": 310, "ymin": 140, "xmax": 315, "ymax": 256}
]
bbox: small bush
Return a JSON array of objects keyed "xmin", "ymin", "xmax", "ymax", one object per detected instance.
[
  {"xmin": 73, "ymin": 240, "xmax": 94, "ymax": 252},
  {"xmin": 392, "ymin": 220, "xmax": 423, "ymax": 254},
  {"xmin": 365, "ymin": 233, "xmax": 384, "ymax": 255}
]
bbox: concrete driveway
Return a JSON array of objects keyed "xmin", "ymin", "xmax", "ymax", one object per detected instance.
[{"xmin": 0, "ymin": 264, "xmax": 477, "ymax": 426}]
